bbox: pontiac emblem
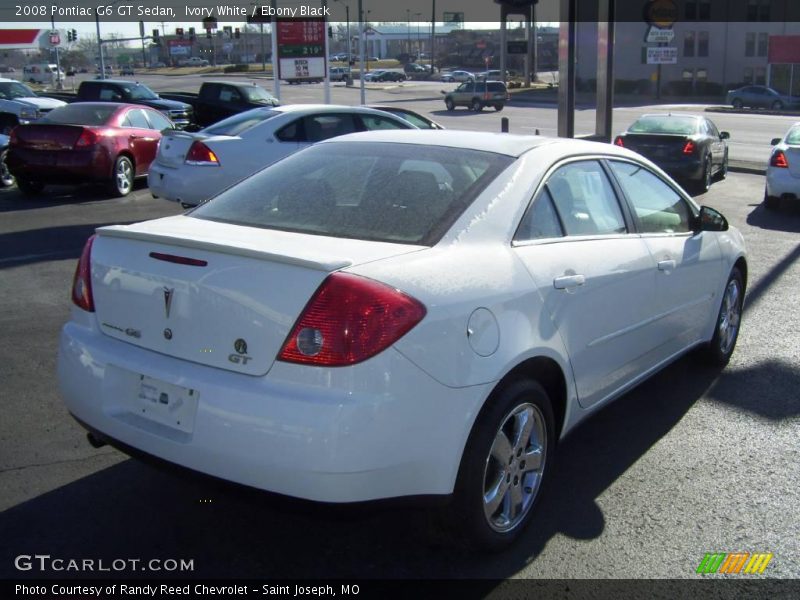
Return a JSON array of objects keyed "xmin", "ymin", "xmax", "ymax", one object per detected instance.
[
  {"xmin": 163, "ymin": 287, "xmax": 174, "ymax": 319},
  {"xmin": 234, "ymin": 338, "xmax": 248, "ymax": 355}
]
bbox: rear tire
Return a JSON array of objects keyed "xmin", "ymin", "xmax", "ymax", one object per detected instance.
[
  {"xmin": 17, "ymin": 178, "xmax": 44, "ymax": 197},
  {"xmin": 109, "ymin": 156, "xmax": 133, "ymax": 197},
  {"xmin": 494, "ymin": 104, "xmax": 504, "ymax": 112},
  {"xmin": 695, "ymin": 156, "xmax": 712, "ymax": 194},
  {"xmin": 447, "ymin": 379, "xmax": 554, "ymax": 551},
  {"xmin": 702, "ymin": 268, "xmax": 744, "ymax": 366},
  {"xmin": 763, "ymin": 188, "xmax": 779, "ymax": 210},
  {"xmin": 717, "ymin": 151, "xmax": 728, "ymax": 180},
  {"xmin": 472, "ymin": 99, "xmax": 483, "ymax": 112},
  {"xmin": 732, "ymin": 99, "xmax": 743, "ymax": 109},
  {"xmin": 445, "ymin": 98, "xmax": 455, "ymax": 111},
  {"xmin": 0, "ymin": 148, "xmax": 15, "ymax": 187}
]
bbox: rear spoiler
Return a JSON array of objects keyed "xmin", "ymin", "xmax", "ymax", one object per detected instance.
[{"xmin": 97, "ymin": 226, "xmax": 352, "ymax": 273}]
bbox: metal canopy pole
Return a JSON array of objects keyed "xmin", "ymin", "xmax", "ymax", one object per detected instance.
[
  {"xmin": 557, "ymin": 0, "xmax": 577, "ymax": 138},
  {"xmin": 595, "ymin": 0, "xmax": 615, "ymax": 142}
]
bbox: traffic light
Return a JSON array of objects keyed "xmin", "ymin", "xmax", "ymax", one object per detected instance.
[
  {"xmin": 223, "ymin": 26, "xmax": 232, "ymax": 38},
  {"xmin": 67, "ymin": 30, "xmax": 73, "ymax": 42},
  {"xmin": 234, "ymin": 28, "xmax": 240, "ymax": 39},
  {"xmin": 176, "ymin": 27, "xmax": 184, "ymax": 38},
  {"xmin": 152, "ymin": 29, "xmax": 160, "ymax": 45},
  {"xmin": 206, "ymin": 29, "xmax": 212, "ymax": 39},
  {"xmin": 72, "ymin": 29, "xmax": 77, "ymax": 42},
  {"xmin": 328, "ymin": 26, "xmax": 333, "ymax": 38},
  {"xmin": 189, "ymin": 27, "xmax": 196, "ymax": 41}
]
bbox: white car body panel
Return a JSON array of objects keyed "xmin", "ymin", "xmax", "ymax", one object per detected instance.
[
  {"xmin": 59, "ymin": 131, "xmax": 747, "ymax": 503},
  {"xmin": 766, "ymin": 123, "xmax": 800, "ymax": 201}
]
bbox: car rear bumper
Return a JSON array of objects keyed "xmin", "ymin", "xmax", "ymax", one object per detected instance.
[
  {"xmin": 7, "ymin": 147, "xmax": 112, "ymax": 183},
  {"xmin": 58, "ymin": 314, "xmax": 488, "ymax": 503},
  {"xmin": 148, "ymin": 162, "xmax": 218, "ymax": 206},
  {"xmin": 766, "ymin": 166, "xmax": 800, "ymax": 200},
  {"xmin": 656, "ymin": 158, "xmax": 704, "ymax": 180}
]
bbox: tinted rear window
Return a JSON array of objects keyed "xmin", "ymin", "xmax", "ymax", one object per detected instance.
[
  {"xmin": 628, "ymin": 116, "xmax": 699, "ymax": 135},
  {"xmin": 41, "ymin": 104, "xmax": 117, "ymax": 125},
  {"xmin": 487, "ymin": 82, "xmax": 507, "ymax": 92},
  {"xmin": 201, "ymin": 108, "xmax": 279, "ymax": 136},
  {"xmin": 191, "ymin": 142, "xmax": 513, "ymax": 245}
]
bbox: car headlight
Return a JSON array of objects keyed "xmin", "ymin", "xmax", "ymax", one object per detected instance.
[{"xmin": 19, "ymin": 108, "xmax": 40, "ymax": 120}]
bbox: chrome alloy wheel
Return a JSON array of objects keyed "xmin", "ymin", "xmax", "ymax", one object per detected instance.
[
  {"xmin": 717, "ymin": 277, "xmax": 742, "ymax": 356},
  {"xmin": 115, "ymin": 158, "xmax": 132, "ymax": 195},
  {"xmin": 483, "ymin": 402, "xmax": 547, "ymax": 533}
]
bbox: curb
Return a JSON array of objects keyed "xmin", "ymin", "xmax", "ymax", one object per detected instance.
[{"xmin": 728, "ymin": 164, "xmax": 765, "ymax": 176}]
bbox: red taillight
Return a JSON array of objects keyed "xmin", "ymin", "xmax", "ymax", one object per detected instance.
[
  {"xmin": 71, "ymin": 235, "xmax": 96, "ymax": 312},
  {"xmin": 614, "ymin": 136, "xmax": 624, "ymax": 147},
  {"xmin": 682, "ymin": 140, "xmax": 696, "ymax": 155},
  {"xmin": 771, "ymin": 150, "xmax": 789, "ymax": 168},
  {"xmin": 74, "ymin": 129, "xmax": 98, "ymax": 148},
  {"xmin": 278, "ymin": 272, "xmax": 426, "ymax": 367},
  {"xmin": 185, "ymin": 141, "xmax": 219, "ymax": 166}
]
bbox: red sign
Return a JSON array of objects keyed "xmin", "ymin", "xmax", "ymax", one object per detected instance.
[
  {"xmin": 277, "ymin": 20, "xmax": 325, "ymax": 45},
  {"xmin": 49, "ymin": 33, "xmax": 60, "ymax": 46},
  {"xmin": 768, "ymin": 36, "xmax": 800, "ymax": 64}
]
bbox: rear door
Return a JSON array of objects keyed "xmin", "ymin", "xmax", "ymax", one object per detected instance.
[
  {"xmin": 121, "ymin": 108, "xmax": 160, "ymax": 175},
  {"xmin": 513, "ymin": 159, "xmax": 661, "ymax": 408}
]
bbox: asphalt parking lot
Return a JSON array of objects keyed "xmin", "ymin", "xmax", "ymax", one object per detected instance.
[{"xmin": 0, "ymin": 171, "xmax": 798, "ymax": 580}]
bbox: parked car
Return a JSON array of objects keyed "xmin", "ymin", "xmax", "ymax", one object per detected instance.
[
  {"xmin": 0, "ymin": 133, "xmax": 14, "ymax": 187},
  {"xmin": 59, "ymin": 130, "xmax": 746, "ymax": 551},
  {"xmin": 0, "ymin": 78, "xmax": 67, "ymax": 134},
  {"xmin": 403, "ymin": 63, "xmax": 430, "ymax": 74},
  {"xmin": 368, "ymin": 71, "xmax": 408, "ymax": 83},
  {"xmin": 725, "ymin": 85, "xmax": 800, "ymax": 110},
  {"xmin": 119, "ymin": 66, "xmax": 135, "ymax": 76},
  {"xmin": 148, "ymin": 104, "xmax": 416, "ymax": 207},
  {"xmin": 160, "ymin": 81, "xmax": 279, "ymax": 128},
  {"xmin": 764, "ymin": 122, "xmax": 800, "ymax": 210},
  {"xmin": 23, "ymin": 63, "xmax": 64, "ymax": 85},
  {"xmin": 362, "ymin": 70, "xmax": 388, "ymax": 82},
  {"xmin": 178, "ymin": 57, "xmax": 209, "ymax": 67},
  {"xmin": 66, "ymin": 68, "xmax": 77, "ymax": 76},
  {"xmin": 614, "ymin": 114, "xmax": 729, "ymax": 194},
  {"xmin": 44, "ymin": 80, "xmax": 194, "ymax": 129},
  {"xmin": 368, "ymin": 105, "xmax": 443, "ymax": 129},
  {"xmin": 441, "ymin": 70, "xmax": 474, "ymax": 83},
  {"xmin": 6, "ymin": 102, "xmax": 174, "ymax": 197},
  {"xmin": 329, "ymin": 67, "xmax": 350, "ymax": 82},
  {"xmin": 442, "ymin": 80, "xmax": 509, "ymax": 112}
]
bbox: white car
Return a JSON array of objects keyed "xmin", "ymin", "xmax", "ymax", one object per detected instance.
[
  {"xmin": 148, "ymin": 104, "xmax": 415, "ymax": 207},
  {"xmin": 764, "ymin": 122, "xmax": 800, "ymax": 210},
  {"xmin": 59, "ymin": 131, "xmax": 746, "ymax": 550},
  {"xmin": 441, "ymin": 70, "xmax": 474, "ymax": 82}
]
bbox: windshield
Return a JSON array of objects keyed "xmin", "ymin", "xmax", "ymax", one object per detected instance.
[
  {"xmin": 242, "ymin": 86, "xmax": 276, "ymax": 103},
  {"xmin": 191, "ymin": 142, "xmax": 513, "ymax": 245},
  {"xmin": 629, "ymin": 116, "xmax": 699, "ymax": 135},
  {"xmin": 122, "ymin": 83, "xmax": 159, "ymax": 100},
  {"xmin": 0, "ymin": 81, "xmax": 37, "ymax": 99},
  {"xmin": 40, "ymin": 104, "xmax": 117, "ymax": 125}
]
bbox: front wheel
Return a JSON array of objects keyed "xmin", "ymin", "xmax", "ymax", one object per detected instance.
[
  {"xmin": 494, "ymin": 104, "xmax": 504, "ymax": 112},
  {"xmin": 109, "ymin": 155, "xmax": 133, "ymax": 197},
  {"xmin": 0, "ymin": 149, "xmax": 15, "ymax": 187},
  {"xmin": 448, "ymin": 379, "xmax": 554, "ymax": 551},
  {"xmin": 445, "ymin": 98, "xmax": 455, "ymax": 111},
  {"xmin": 702, "ymin": 268, "xmax": 744, "ymax": 366}
]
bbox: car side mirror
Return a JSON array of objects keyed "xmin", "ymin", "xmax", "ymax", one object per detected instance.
[
  {"xmin": 695, "ymin": 206, "xmax": 729, "ymax": 233},
  {"xmin": 720, "ymin": 131, "xmax": 730, "ymax": 139},
  {"xmin": 770, "ymin": 137, "xmax": 781, "ymax": 145}
]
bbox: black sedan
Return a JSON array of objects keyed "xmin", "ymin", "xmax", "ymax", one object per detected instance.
[
  {"xmin": 370, "ymin": 71, "xmax": 408, "ymax": 82},
  {"xmin": 614, "ymin": 114, "xmax": 729, "ymax": 194}
]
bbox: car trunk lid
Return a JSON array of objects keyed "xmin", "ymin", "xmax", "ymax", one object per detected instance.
[
  {"xmin": 784, "ymin": 145, "xmax": 800, "ymax": 177},
  {"xmin": 90, "ymin": 215, "xmax": 425, "ymax": 376},
  {"xmin": 620, "ymin": 134, "xmax": 694, "ymax": 160},
  {"xmin": 155, "ymin": 130, "xmax": 205, "ymax": 168},
  {"xmin": 11, "ymin": 124, "xmax": 86, "ymax": 150}
]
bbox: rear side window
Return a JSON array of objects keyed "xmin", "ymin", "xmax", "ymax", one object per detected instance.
[
  {"xmin": 303, "ymin": 114, "xmax": 357, "ymax": 142},
  {"xmin": 191, "ymin": 142, "xmax": 513, "ymax": 245},
  {"xmin": 144, "ymin": 109, "xmax": 173, "ymax": 131},
  {"xmin": 487, "ymin": 82, "xmax": 507, "ymax": 93},
  {"xmin": 515, "ymin": 188, "xmax": 564, "ymax": 241},
  {"xmin": 122, "ymin": 108, "xmax": 150, "ymax": 129},
  {"xmin": 545, "ymin": 161, "xmax": 626, "ymax": 236},
  {"xmin": 202, "ymin": 109, "xmax": 278, "ymax": 136},
  {"xmin": 359, "ymin": 114, "xmax": 411, "ymax": 130}
]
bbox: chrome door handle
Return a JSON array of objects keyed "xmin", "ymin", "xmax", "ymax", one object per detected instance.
[
  {"xmin": 658, "ymin": 259, "xmax": 677, "ymax": 271},
  {"xmin": 553, "ymin": 274, "xmax": 586, "ymax": 289}
]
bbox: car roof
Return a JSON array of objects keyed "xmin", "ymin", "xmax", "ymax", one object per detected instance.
[
  {"xmin": 320, "ymin": 129, "xmax": 637, "ymax": 159},
  {"xmin": 271, "ymin": 104, "xmax": 404, "ymax": 115},
  {"xmin": 0, "ymin": 77, "xmax": 21, "ymax": 83},
  {"xmin": 637, "ymin": 113, "xmax": 704, "ymax": 120}
]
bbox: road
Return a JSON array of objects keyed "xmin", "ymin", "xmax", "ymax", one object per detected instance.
[
  {"xmin": 0, "ymin": 167, "xmax": 798, "ymax": 581},
  {"xmin": 53, "ymin": 72, "xmax": 799, "ymax": 167}
]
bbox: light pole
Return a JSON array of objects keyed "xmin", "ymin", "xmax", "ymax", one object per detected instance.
[
  {"xmin": 414, "ymin": 13, "xmax": 422, "ymax": 61},
  {"xmin": 334, "ymin": 0, "xmax": 351, "ymax": 80},
  {"xmin": 358, "ymin": 0, "xmax": 365, "ymax": 104},
  {"xmin": 406, "ymin": 9, "xmax": 411, "ymax": 55}
]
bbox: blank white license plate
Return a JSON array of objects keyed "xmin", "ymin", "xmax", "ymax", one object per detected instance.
[{"xmin": 136, "ymin": 375, "xmax": 198, "ymax": 434}]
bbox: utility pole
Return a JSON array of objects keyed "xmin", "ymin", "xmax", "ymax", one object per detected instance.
[{"xmin": 50, "ymin": 16, "xmax": 63, "ymax": 89}]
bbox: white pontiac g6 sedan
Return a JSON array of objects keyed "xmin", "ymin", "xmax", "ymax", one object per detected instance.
[{"xmin": 59, "ymin": 131, "xmax": 746, "ymax": 550}]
